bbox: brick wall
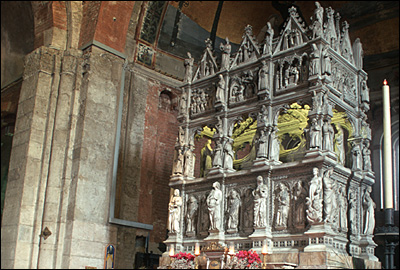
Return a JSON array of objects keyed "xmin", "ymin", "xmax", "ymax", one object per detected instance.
[{"xmin": 138, "ymin": 81, "xmax": 180, "ymax": 245}]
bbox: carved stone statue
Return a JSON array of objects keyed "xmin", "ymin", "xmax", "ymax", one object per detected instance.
[
  {"xmin": 207, "ymin": 181, "xmax": 223, "ymax": 231},
  {"xmin": 362, "ymin": 186, "xmax": 375, "ymax": 235},
  {"xmin": 184, "ymin": 145, "xmax": 195, "ymax": 177},
  {"xmin": 258, "ymin": 60, "xmax": 269, "ymax": 91},
  {"xmin": 293, "ymin": 181, "xmax": 307, "ymax": 227},
  {"xmin": 258, "ymin": 104, "xmax": 268, "ymax": 126},
  {"xmin": 322, "ymin": 168, "xmax": 337, "ymax": 224},
  {"xmin": 309, "ymin": 43, "xmax": 321, "ymax": 76},
  {"xmin": 309, "ymin": 118, "xmax": 322, "ymax": 149},
  {"xmin": 220, "ymin": 37, "xmax": 231, "ymax": 70},
  {"xmin": 178, "ymin": 126, "xmax": 185, "ymax": 147},
  {"xmin": 360, "ymin": 79, "xmax": 370, "ymax": 104},
  {"xmin": 335, "ymin": 123, "xmax": 346, "ymax": 165},
  {"xmin": 184, "ymin": 52, "xmax": 194, "ymax": 83},
  {"xmin": 227, "ymin": 189, "xmax": 241, "ymax": 232},
  {"xmin": 310, "ymin": 2, "xmax": 324, "ymax": 39},
  {"xmin": 270, "ymin": 127, "xmax": 280, "ymax": 162},
  {"xmin": 168, "ymin": 189, "xmax": 183, "ymax": 233},
  {"xmin": 223, "ymin": 139, "xmax": 234, "ymax": 170},
  {"xmin": 322, "ymin": 45, "xmax": 331, "ymax": 75},
  {"xmin": 256, "ymin": 128, "xmax": 269, "ymax": 159},
  {"xmin": 352, "ymin": 38, "xmax": 364, "ymax": 69},
  {"xmin": 253, "ymin": 176, "xmax": 268, "ymax": 227},
  {"xmin": 306, "ymin": 167, "xmax": 323, "ymax": 223},
  {"xmin": 338, "ymin": 185, "xmax": 348, "ymax": 232},
  {"xmin": 216, "ymin": 74, "xmax": 226, "ymax": 103},
  {"xmin": 263, "ymin": 22, "xmax": 274, "ymax": 55},
  {"xmin": 348, "ymin": 191, "xmax": 358, "ymax": 235},
  {"xmin": 351, "ymin": 143, "xmax": 362, "ymax": 171},
  {"xmin": 179, "ymin": 91, "xmax": 187, "ymax": 115},
  {"xmin": 186, "ymin": 195, "xmax": 198, "ymax": 235},
  {"xmin": 275, "ymin": 183, "xmax": 290, "ymax": 229},
  {"xmin": 362, "ymin": 141, "xmax": 372, "ymax": 171},
  {"xmin": 322, "ymin": 120, "xmax": 335, "ymax": 152},
  {"xmin": 212, "ymin": 138, "xmax": 223, "ymax": 168},
  {"xmin": 173, "ymin": 148, "xmax": 184, "ymax": 175}
]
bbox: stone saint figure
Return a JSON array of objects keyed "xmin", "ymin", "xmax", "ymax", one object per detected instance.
[
  {"xmin": 168, "ymin": 189, "xmax": 183, "ymax": 233},
  {"xmin": 270, "ymin": 128, "xmax": 280, "ymax": 161},
  {"xmin": 362, "ymin": 186, "xmax": 375, "ymax": 235},
  {"xmin": 184, "ymin": 52, "xmax": 194, "ymax": 83},
  {"xmin": 306, "ymin": 167, "xmax": 323, "ymax": 223},
  {"xmin": 263, "ymin": 22, "xmax": 274, "ymax": 55},
  {"xmin": 220, "ymin": 37, "xmax": 231, "ymax": 70},
  {"xmin": 293, "ymin": 181, "xmax": 307, "ymax": 227},
  {"xmin": 256, "ymin": 129, "xmax": 269, "ymax": 159},
  {"xmin": 348, "ymin": 191, "xmax": 358, "ymax": 235},
  {"xmin": 309, "ymin": 43, "xmax": 320, "ymax": 76},
  {"xmin": 186, "ymin": 195, "xmax": 198, "ymax": 234},
  {"xmin": 227, "ymin": 189, "xmax": 241, "ymax": 231},
  {"xmin": 253, "ymin": 176, "xmax": 268, "ymax": 227},
  {"xmin": 322, "ymin": 168, "xmax": 337, "ymax": 224},
  {"xmin": 351, "ymin": 143, "xmax": 362, "ymax": 171},
  {"xmin": 335, "ymin": 123, "xmax": 345, "ymax": 165},
  {"xmin": 223, "ymin": 139, "xmax": 234, "ymax": 170},
  {"xmin": 258, "ymin": 60, "xmax": 269, "ymax": 91},
  {"xmin": 216, "ymin": 74, "xmax": 226, "ymax": 103},
  {"xmin": 309, "ymin": 118, "xmax": 322, "ymax": 149},
  {"xmin": 275, "ymin": 183, "xmax": 290, "ymax": 229},
  {"xmin": 173, "ymin": 148, "xmax": 184, "ymax": 175},
  {"xmin": 322, "ymin": 45, "xmax": 331, "ymax": 75},
  {"xmin": 322, "ymin": 120, "xmax": 334, "ymax": 152},
  {"xmin": 362, "ymin": 141, "xmax": 372, "ymax": 171},
  {"xmin": 207, "ymin": 182, "xmax": 223, "ymax": 231},
  {"xmin": 352, "ymin": 38, "xmax": 364, "ymax": 69},
  {"xmin": 183, "ymin": 145, "xmax": 195, "ymax": 177},
  {"xmin": 338, "ymin": 185, "xmax": 348, "ymax": 232},
  {"xmin": 179, "ymin": 91, "xmax": 187, "ymax": 115},
  {"xmin": 311, "ymin": 2, "xmax": 324, "ymax": 39},
  {"xmin": 212, "ymin": 139, "xmax": 223, "ymax": 168}
]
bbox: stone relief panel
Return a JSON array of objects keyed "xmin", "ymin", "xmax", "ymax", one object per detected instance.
[{"xmin": 190, "ymin": 88, "xmax": 213, "ymax": 116}]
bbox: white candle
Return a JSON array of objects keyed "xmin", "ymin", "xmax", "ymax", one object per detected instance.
[{"xmin": 382, "ymin": 79, "xmax": 394, "ymax": 209}]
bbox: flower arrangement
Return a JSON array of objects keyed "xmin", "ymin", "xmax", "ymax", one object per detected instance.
[
  {"xmin": 159, "ymin": 252, "xmax": 195, "ymax": 269},
  {"xmin": 225, "ymin": 250, "xmax": 262, "ymax": 269}
]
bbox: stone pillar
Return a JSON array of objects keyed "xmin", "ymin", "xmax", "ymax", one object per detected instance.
[
  {"xmin": 1, "ymin": 45, "xmax": 122, "ymax": 269},
  {"xmin": 1, "ymin": 47, "xmax": 62, "ymax": 269},
  {"xmin": 60, "ymin": 45, "xmax": 121, "ymax": 268}
]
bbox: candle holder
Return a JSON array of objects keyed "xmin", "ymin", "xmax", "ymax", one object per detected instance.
[{"xmin": 375, "ymin": 209, "xmax": 399, "ymax": 269}]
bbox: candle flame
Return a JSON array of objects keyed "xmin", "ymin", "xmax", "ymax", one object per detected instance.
[
  {"xmin": 228, "ymin": 245, "xmax": 235, "ymax": 255},
  {"xmin": 194, "ymin": 243, "xmax": 200, "ymax": 256},
  {"xmin": 169, "ymin": 246, "xmax": 175, "ymax": 257},
  {"xmin": 383, "ymin": 79, "xmax": 388, "ymax": 85},
  {"xmin": 261, "ymin": 243, "xmax": 268, "ymax": 255}
]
